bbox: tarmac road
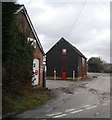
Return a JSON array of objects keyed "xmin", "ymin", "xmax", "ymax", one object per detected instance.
[{"xmin": 15, "ymin": 73, "xmax": 110, "ymax": 119}]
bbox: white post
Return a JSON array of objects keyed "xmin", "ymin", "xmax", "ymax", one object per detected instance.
[
  {"xmin": 45, "ymin": 65, "xmax": 47, "ymax": 80},
  {"xmin": 73, "ymin": 70, "xmax": 75, "ymax": 81},
  {"xmin": 54, "ymin": 74, "xmax": 56, "ymax": 80},
  {"xmin": 54, "ymin": 69, "xmax": 56, "ymax": 80}
]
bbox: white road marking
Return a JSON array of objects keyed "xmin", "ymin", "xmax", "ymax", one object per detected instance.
[
  {"xmin": 53, "ymin": 113, "xmax": 67, "ymax": 118},
  {"xmin": 65, "ymin": 108, "xmax": 75, "ymax": 112},
  {"xmin": 47, "ymin": 104, "xmax": 99, "ymax": 118},
  {"xmin": 71, "ymin": 109, "xmax": 84, "ymax": 114},
  {"xmin": 95, "ymin": 112, "xmax": 100, "ymax": 116},
  {"xmin": 85, "ymin": 105, "xmax": 97, "ymax": 110},
  {"xmin": 83, "ymin": 105, "xmax": 91, "ymax": 108},
  {"xmin": 46, "ymin": 112, "xmax": 62, "ymax": 117}
]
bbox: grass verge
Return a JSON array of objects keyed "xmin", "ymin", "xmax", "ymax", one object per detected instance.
[{"xmin": 3, "ymin": 88, "xmax": 54, "ymax": 118}]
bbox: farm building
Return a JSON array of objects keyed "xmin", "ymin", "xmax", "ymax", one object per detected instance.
[
  {"xmin": 15, "ymin": 5, "xmax": 45, "ymax": 87},
  {"xmin": 46, "ymin": 37, "xmax": 87, "ymax": 80}
]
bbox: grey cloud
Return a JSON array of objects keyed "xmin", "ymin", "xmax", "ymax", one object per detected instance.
[{"xmin": 17, "ymin": 0, "xmax": 110, "ymax": 62}]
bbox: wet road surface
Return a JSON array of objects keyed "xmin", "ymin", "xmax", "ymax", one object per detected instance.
[{"xmin": 15, "ymin": 73, "xmax": 110, "ymax": 119}]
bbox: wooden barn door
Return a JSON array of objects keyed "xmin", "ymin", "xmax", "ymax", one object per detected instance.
[{"xmin": 62, "ymin": 66, "xmax": 66, "ymax": 80}]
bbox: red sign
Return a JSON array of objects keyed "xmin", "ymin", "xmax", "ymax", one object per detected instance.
[
  {"xmin": 54, "ymin": 70, "xmax": 56, "ymax": 75},
  {"xmin": 35, "ymin": 70, "xmax": 38, "ymax": 75}
]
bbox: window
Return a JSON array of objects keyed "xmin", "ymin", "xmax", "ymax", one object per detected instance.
[
  {"xmin": 27, "ymin": 37, "xmax": 36, "ymax": 48},
  {"xmin": 62, "ymin": 48, "xmax": 66, "ymax": 56}
]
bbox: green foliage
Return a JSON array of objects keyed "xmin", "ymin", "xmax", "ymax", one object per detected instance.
[
  {"xmin": 88, "ymin": 57, "xmax": 104, "ymax": 72},
  {"xmin": 2, "ymin": 2, "xmax": 33, "ymax": 96},
  {"xmin": 2, "ymin": 2, "xmax": 19, "ymax": 62},
  {"xmin": 3, "ymin": 90, "xmax": 53, "ymax": 115}
]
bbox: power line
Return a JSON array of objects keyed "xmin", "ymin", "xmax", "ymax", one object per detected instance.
[
  {"xmin": 95, "ymin": 0, "xmax": 110, "ymax": 14},
  {"xmin": 66, "ymin": 0, "xmax": 87, "ymax": 38}
]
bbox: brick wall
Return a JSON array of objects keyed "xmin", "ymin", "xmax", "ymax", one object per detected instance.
[{"xmin": 16, "ymin": 10, "xmax": 43, "ymax": 87}]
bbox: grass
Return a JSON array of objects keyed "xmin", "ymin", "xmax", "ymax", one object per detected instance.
[{"xmin": 3, "ymin": 88, "xmax": 54, "ymax": 117}]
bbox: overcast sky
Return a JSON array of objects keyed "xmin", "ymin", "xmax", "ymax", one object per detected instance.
[{"xmin": 17, "ymin": 0, "xmax": 111, "ymax": 63}]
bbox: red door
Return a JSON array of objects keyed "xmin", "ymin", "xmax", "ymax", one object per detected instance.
[{"xmin": 62, "ymin": 66, "xmax": 66, "ymax": 80}]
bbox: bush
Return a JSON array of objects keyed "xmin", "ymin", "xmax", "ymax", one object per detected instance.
[
  {"xmin": 88, "ymin": 57, "xmax": 104, "ymax": 73},
  {"xmin": 2, "ymin": 2, "xmax": 33, "ymax": 96}
]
